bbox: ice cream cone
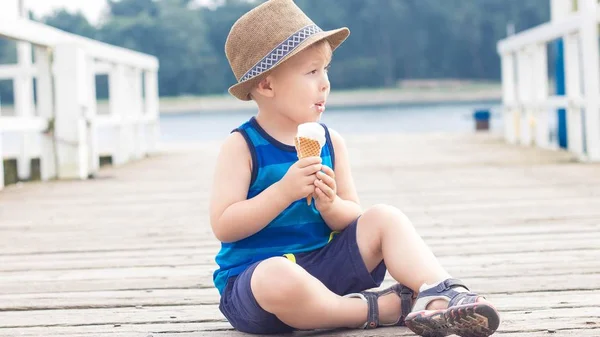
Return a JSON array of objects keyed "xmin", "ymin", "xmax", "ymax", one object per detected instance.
[
  {"xmin": 295, "ymin": 123, "xmax": 326, "ymax": 205},
  {"xmin": 295, "ymin": 136, "xmax": 322, "ymax": 205}
]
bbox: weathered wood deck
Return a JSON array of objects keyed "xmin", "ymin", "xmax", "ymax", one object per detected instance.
[{"xmin": 1, "ymin": 132, "xmax": 599, "ymax": 337}]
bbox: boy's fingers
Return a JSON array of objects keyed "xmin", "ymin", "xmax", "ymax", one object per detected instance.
[
  {"xmin": 317, "ymin": 171, "xmax": 335, "ymax": 188},
  {"xmin": 304, "ymin": 174, "xmax": 317, "ymax": 186},
  {"xmin": 302, "ymin": 163, "xmax": 323, "ymax": 175},
  {"xmin": 315, "ymin": 180, "xmax": 335, "ymax": 199},
  {"xmin": 320, "ymin": 165, "xmax": 335, "ymax": 179},
  {"xmin": 315, "ymin": 187, "xmax": 323, "ymax": 198},
  {"xmin": 297, "ymin": 156, "xmax": 322, "ymax": 168}
]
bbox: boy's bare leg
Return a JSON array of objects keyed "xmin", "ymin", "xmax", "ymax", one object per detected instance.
[
  {"xmin": 356, "ymin": 204, "xmax": 455, "ymax": 310},
  {"xmin": 251, "ymin": 257, "xmax": 401, "ymax": 330}
]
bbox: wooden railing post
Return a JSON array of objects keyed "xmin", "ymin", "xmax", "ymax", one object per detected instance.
[
  {"xmin": 532, "ymin": 43, "xmax": 550, "ymax": 149},
  {"xmin": 563, "ymin": 32, "xmax": 584, "ymax": 157},
  {"xmin": 144, "ymin": 70, "xmax": 160, "ymax": 154},
  {"xmin": 34, "ymin": 45, "xmax": 57, "ymax": 181},
  {"xmin": 52, "ymin": 44, "xmax": 91, "ymax": 179},
  {"xmin": 109, "ymin": 64, "xmax": 133, "ymax": 166},
  {"xmin": 86, "ymin": 55, "xmax": 100, "ymax": 173},
  {"xmin": 130, "ymin": 67, "xmax": 144, "ymax": 160},
  {"xmin": 516, "ymin": 49, "xmax": 534, "ymax": 146},
  {"xmin": 501, "ymin": 53, "xmax": 518, "ymax": 144},
  {"xmin": 579, "ymin": 0, "xmax": 600, "ymax": 160},
  {"xmin": 14, "ymin": 38, "xmax": 34, "ymax": 180},
  {"xmin": 0, "ymin": 132, "xmax": 4, "ymax": 190}
]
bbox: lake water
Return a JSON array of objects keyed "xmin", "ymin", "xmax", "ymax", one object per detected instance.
[
  {"xmin": 159, "ymin": 100, "xmax": 504, "ymax": 143},
  {"xmin": 1, "ymin": 100, "xmax": 506, "ymax": 156}
]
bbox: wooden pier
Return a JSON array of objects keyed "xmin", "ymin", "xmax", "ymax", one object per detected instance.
[{"xmin": 1, "ymin": 132, "xmax": 599, "ymax": 336}]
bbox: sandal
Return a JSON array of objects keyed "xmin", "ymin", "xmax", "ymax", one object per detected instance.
[
  {"xmin": 404, "ymin": 278, "xmax": 500, "ymax": 337},
  {"xmin": 343, "ymin": 283, "xmax": 415, "ymax": 329}
]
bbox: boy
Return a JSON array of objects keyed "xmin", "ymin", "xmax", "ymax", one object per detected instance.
[{"xmin": 209, "ymin": 0, "xmax": 500, "ymax": 336}]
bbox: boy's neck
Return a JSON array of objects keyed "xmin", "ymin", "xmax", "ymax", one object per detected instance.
[{"xmin": 255, "ymin": 108, "xmax": 299, "ymax": 147}]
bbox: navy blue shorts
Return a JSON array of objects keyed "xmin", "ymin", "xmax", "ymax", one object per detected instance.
[{"xmin": 218, "ymin": 217, "xmax": 387, "ymax": 334}]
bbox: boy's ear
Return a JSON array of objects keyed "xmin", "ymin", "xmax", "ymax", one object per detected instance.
[{"xmin": 254, "ymin": 76, "xmax": 275, "ymax": 98}]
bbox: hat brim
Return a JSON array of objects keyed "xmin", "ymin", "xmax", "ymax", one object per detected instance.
[{"xmin": 228, "ymin": 27, "xmax": 350, "ymax": 101}]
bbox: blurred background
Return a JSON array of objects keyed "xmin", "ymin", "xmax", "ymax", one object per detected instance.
[{"xmin": 0, "ymin": 0, "xmax": 551, "ymax": 145}]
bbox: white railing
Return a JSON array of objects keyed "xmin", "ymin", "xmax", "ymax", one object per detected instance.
[
  {"xmin": 0, "ymin": 16, "xmax": 160, "ymax": 190},
  {"xmin": 496, "ymin": 0, "xmax": 600, "ymax": 161}
]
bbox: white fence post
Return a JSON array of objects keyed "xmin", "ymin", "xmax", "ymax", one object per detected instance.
[
  {"xmin": 516, "ymin": 49, "xmax": 534, "ymax": 146},
  {"xmin": 563, "ymin": 32, "xmax": 584, "ymax": 157},
  {"xmin": 86, "ymin": 56, "xmax": 100, "ymax": 173},
  {"xmin": 532, "ymin": 43, "xmax": 550, "ymax": 148},
  {"xmin": 109, "ymin": 64, "xmax": 132, "ymax": 165},
  {"xmin": 14, "ymin": 39, "xmax": 34, "ymax": 180},
  {"xmin": 0, "ymin": 133, "xmax": 4, "ymax": 190},
  {"xmin": 579, "ymin": 0, "xmax": 600, "ymax": 160},
  {"xmin": 130, "ymin": 67, "xmax": 144, "ymax": 160},
  {"xmin": 52, "ymin": 44, "xmax": 91, "ymax": 180},
  {"xmin": 34, "ymin": 45, "xmax": 57, "ymax": 181},
  {"xmin": 501, "ymin": 53, "xmax": 518, "ymax": 144},
  {"xmin": 144, "ymin": 70, "xmax": 160, "ymax": 154}
]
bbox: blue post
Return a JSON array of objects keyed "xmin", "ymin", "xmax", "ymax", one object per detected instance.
[{"xmin": 556, "ymin": 39, "xmax": 567, "ymax": 148}]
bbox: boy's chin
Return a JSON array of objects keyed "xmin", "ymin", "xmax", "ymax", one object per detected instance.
[{"xmin": 302, "ymin": 115, "xmax": 322, "ymax": 124}]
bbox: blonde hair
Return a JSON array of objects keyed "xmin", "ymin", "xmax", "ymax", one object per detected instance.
[
  {"xmin": 248, "ymin": 39, "xmax": 333, "ymax": 101},
  {"xmin": 309, "ymin": 39, "xmax": 333, "ymax": 62}
]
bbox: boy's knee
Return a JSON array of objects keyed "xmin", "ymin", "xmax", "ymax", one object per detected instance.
[
  {"xmin": 363, "ymin": 204, "xmax": 411, "ymax": 230},
  {"xmin": 251, "ymin": 257, "xmax": 306, "ymax": 309}
]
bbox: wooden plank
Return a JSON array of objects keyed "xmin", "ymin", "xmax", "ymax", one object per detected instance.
[
  {"xmin": 1, "ymin": 250, "xmax": 598, "ymax": 286},
  {"xmin": 1, "ymin": 248, "xmax": 598, "ymax": 279},
  {"xmin": 1, "ymin": 307, "xmax": 599, "ymax": 335},
  {"xmin": 0, "ymin": 325, "xmax": 600, "ymax": 337},
  {"xmin": 1, "ymin": 225, "xmax": 599, "ymax": 256},
  {"xmin": 2, "ymin": 272, "xmax": 599, "ymax": 296},
  {"xmin": 1, "ymin": 288, "xmax": 597, "ymax": 312},
  {"xmin": 1, "ymin": 132, "xmax": 600, "ymax": 336}
]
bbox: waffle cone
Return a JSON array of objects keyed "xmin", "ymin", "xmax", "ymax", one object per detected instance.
[{"xmin": 294, "ymin": 137, "xmax": 322, "ymax": 205}]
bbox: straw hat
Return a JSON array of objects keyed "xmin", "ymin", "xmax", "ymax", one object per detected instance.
[{"xmin": 225, "ymin": 0, "xmax": 350, "ymax": 101}]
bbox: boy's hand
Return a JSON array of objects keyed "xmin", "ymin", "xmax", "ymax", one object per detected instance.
[
  {"xmin": 314, "ymin": 165, "xmax": 337, "ymax": 212},
  {"xmin": 277, "ymin": 157, "xmax": 322, "ymax": 204}
]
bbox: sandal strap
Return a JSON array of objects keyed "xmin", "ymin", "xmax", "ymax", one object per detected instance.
[
  {"xmin": 342, "ymin": 292, "xmax": 380, "ymax": 329},
  {"xmin": 399, "ymin": 285, "xmax": 414, "ymax": 320},
  {"xmin": 362, "ymin": 292, "xmax": 380, "ymax": 329},
  {"xmin": 448, "ymin": 291, "xmax": 481, "ymax": 307},
  {"xmin": 411, "ymin": 278, "xmax": 471, "ymax": 312},
  {"xmin": 344, "ymin": 283, "xmax": 415, "ymax": 329},
  {"xmin": 434, "ymin": 278, "xmax": 469, "ymax": 292},
  {"xmin": 372, "ymin": 283, "xmax": 415, "ymax": 327}
]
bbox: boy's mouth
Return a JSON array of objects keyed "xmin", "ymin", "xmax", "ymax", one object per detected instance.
[{"xmin": 313, "ymin": 101, "xmax": 326, "ymax": 112}]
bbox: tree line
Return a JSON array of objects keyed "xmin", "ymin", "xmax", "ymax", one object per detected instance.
[{"xmin": 0, "ymin": 0, "xmax": 549, "ymax": 102}]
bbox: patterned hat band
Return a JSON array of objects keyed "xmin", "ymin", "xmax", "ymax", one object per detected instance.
[{"xmin": 239, "ymin": 24, "xmax": 323, "ymax": 83}]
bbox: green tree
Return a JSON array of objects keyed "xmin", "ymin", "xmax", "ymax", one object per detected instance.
[
  {"xmin": 37, "ymin": 0, "xmax": 551, "ymax": 96},
  {"xmin": 42, "ymin": 9, "xmax": 97, "ymax": 38},
  {"xmin": 98, "ymin": 0, "xmax": 219, "ymax": 96}
]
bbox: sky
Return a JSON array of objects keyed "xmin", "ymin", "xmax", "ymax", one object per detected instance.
[
  {"xmin": 27, "ymin": 0, "xmax": 108, "ymax": 24},
  {"xmin": 25, "ymin": 0, "xmax": 220, "ymax": 25}
]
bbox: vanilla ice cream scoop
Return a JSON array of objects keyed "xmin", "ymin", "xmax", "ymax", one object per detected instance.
[
  {"xmin": 296, "ymin": 122, "xmax": 326, "ymax": 148},
  {"xmin": 295, "ymin": 123, "xmax": 326, "ymax": 206}
]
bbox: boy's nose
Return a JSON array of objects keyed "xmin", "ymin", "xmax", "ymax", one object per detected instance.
[{"xmin": 320, "ymin": 77, "xmax": 330, "ymax": 92}]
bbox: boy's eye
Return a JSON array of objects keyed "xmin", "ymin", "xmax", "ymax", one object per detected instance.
[{"xmin": 308, "ymin": 64, "xmax": 331, "ymax": 75}]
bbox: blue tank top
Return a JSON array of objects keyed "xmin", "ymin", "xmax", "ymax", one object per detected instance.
[{"xmin": 213, "ymin": 117, "xmax": 336, "ymax": 294}]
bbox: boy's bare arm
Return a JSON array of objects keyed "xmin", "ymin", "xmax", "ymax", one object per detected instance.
[
  {"xmin": 319, "ymin": 129, "xmax": 363, "ymax": 230},
  {"xmin": 210, "ymin": 132, "xmax": 323, "ymax": 243},
  {"xmin": 209, "ymin": 132, "xmax": 287, "ymax": 243}
]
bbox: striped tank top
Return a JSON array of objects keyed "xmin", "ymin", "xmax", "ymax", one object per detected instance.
[{"xmin": 213, "ymin": 116, "xmax": 336, "ymax": 295}]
